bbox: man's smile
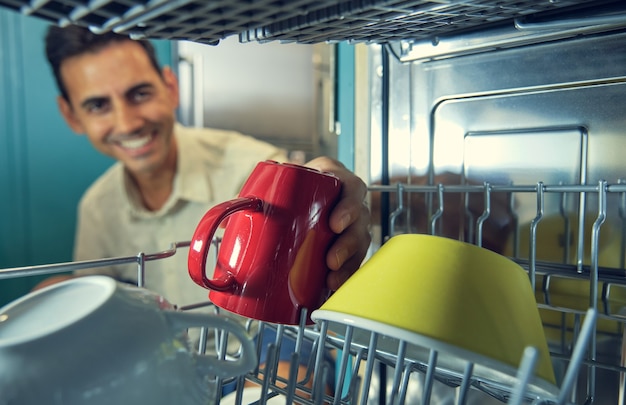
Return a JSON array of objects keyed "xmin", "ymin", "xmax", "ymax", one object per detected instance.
[{"xmin": 109, "ymin": 131, "xmax": 158, "ymax": 154}]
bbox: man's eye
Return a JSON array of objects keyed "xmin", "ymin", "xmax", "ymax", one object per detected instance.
[
  {"xmin": 131, "ymin": 89, "xmax": 152, "ymax": 103},
  {"xmin": 85, "ymin": 100, "xmax": 109, "ymax": 114}
]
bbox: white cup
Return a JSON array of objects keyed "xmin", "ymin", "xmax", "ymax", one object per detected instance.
[{"xmin": 0, "ymin": 275, "xmax": 257, "ymax": 405}]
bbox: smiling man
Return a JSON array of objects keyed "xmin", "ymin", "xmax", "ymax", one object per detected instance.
[
  {"xmin": 40, "ymin": 25, "xmax": 369, "ymax": 399},
  {"xmin": 42, "ymin": 25, "xmax": 371, "ymax": 306}
]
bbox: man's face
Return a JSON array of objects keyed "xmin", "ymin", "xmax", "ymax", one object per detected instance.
[{"xmin": 57, "ymin": 40, "xmax": 179, "ymax": 177}]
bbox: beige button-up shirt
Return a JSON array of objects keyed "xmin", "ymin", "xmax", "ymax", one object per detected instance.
[{"xmin": 74, "ymin": 124, "xmax": 286, "ymax": 308}]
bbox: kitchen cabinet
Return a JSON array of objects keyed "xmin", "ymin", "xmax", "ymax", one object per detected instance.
[{"xmin": 0, "ymin": 8, "xmax": 173, "ymax": 305}]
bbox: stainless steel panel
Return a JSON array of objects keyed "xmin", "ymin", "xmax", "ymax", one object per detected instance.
[
  {"xmin": 362, "ymin": 27, "xmax": 626, "ymax": 405},
  {"xmin": 367, "ymin": 31, "xmax": 626, "ymax": 183},
  {"xmin": 460, "ymin": 127, "xmax": 586, "ymax": 225}
]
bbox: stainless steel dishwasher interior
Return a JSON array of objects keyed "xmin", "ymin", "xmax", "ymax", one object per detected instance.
[{"xmin": 359, "ymin": 22, "xmax": 626, "ymax": 404}]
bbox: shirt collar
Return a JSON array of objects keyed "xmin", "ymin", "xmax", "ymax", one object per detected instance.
[{"xmin": 124, "ymin": 123, "xmax": 213, "ymax": 219}]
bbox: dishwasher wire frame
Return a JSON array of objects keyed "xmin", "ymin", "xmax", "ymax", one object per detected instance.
[
  {"xmin": 0, "ymin": 0, "xmax": 606, "ymax": 45},
  {"xmin": 0, "ymin": 182, "xmax": 619, "ymax": 404}
]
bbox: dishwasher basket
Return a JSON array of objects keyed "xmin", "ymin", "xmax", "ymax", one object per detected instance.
[{"xmin": 0, "ymin": 181, "xmax": 619, "ymax": 405}]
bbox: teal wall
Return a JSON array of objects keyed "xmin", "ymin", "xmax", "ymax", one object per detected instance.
[{"xmin": 0, "ymin": 8, "xmax": 173, "ymax": 306}]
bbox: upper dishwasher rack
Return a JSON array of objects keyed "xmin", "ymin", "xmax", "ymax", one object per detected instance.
[{"xmin": 0, "ymin": 0, "xmax": 606, "ymax": 45}]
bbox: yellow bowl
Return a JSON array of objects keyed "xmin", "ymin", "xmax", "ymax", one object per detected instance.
[{"xmin": 312, "ymin": 234, "xmax": 557, "ymax": 394}]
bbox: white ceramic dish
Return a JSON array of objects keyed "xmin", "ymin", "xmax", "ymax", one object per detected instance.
[{"xmin": 0, "ymin": 275, "xmax": 257, "ymax": 405}]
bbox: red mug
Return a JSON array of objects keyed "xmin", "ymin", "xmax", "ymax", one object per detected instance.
[{"xmin": 188, "ymin": 160, "xmax": 342, "ymax": 325}]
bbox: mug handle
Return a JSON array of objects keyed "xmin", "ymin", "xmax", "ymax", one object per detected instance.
[
  {"xmin": 188, "ymin": 197, "xmax": 263, "ymax": 291},
  {"xmin": 166, "ymin": 311, "xmax": 258, "ymax": 378}
]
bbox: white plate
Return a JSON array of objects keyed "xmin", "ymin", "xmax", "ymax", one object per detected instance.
[{"xmin": 312, "ymin": 309, "xmax": 560, "ymax": 401}]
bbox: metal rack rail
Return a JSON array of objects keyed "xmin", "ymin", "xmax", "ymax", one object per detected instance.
[{"xmin": 0, "ymin": 256, "xmax": 596, "ymax": 404}]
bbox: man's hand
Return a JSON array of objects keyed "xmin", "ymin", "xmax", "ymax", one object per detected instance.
[{"xmin": 304, "ymin": 157, "xmax": 371, "ymax": 291}]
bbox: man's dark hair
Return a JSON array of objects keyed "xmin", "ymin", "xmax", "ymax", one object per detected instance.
[{"xmin": 44, "ymin": 25, "xmax": 162, "ymax": 102}]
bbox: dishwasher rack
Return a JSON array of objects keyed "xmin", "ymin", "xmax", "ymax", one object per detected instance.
[
  {"xmin": 0, "ymin": 182, "xmax": 621, "ymax": 404},
  {"xmin": 369, "ymin": 180, "xmax": 626, "ymax": 404}
]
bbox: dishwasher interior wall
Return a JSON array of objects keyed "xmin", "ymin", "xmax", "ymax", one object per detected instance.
[{"xmin": 362, "ymin": 27, "xmax": 626, "ymax": 404}]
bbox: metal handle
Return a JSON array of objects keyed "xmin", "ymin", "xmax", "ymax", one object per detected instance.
[{"xmin": 515, "ymin": 12, "xmax": 626, "ymax": 31}]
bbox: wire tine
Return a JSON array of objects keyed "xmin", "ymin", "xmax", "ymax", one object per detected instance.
[
  {"xmin": 272, "ymin": 325, "xmax": 285, "ymax": 384},
  {"xmin": 253, "ymin": 323, "xmax": 267, "ymax": 375},
  {"xmin": 529, "ymin": 182, "xmax": 545, "ymax": 291},
  {"xmin": 429, "ymin": 183, "xmax": 445, "ymax": 235},
  {"xmin": 508, "ymin": 346, "xmax": 540, "ymax": 405},
  {"xmin": 389, "ymin": 340, "xmax": 407, "ymax": 404},
  {"xmin": 422, "ymin": 349, "xmax": 438, "ymax": 404},
  {"xmin": 334, "ymin": 325, "xmax": 354, "ymax": 405},
  {"xmin": 136, "ymin": 252, "xmax": 146, "ymax": 287},
  {"xmin": 285, "ymin": 351, "xmax": 300, "ymax": 404},
  {"xmin": 313, "ymin": 364, "xmax": 329, "ymax": 405},
  {"xmin": 312, "ymin": 320, "xmax": 330, "ymax": 402},
  {"xmin": 463, "ymin": 181, "xmax": 475, "ymax": 245},
  {"xmin": 260, "ymin": 343, "xmax": 278, "ymax": 405},
  {"xmin": 232, "ymin": 374, "xmax": 246, "ymax": 405},
  {"xmin": 619, "ymin": 179, "xmax": 626, "ymax": 269},
  {"xmin": 197, "ymin": 326, "xmax": 208, "ymax": 354},
  {"xmin": 347, "ymin": 352, "xmax": 365, "ymax": 404},
  {"xmin": 389, "ymin": 183, "xmax": 405, "ymax": 236},
  {"xmin": 558, "ymin": 183, "xmax": 572, "ymax": 264},
  {"xmin": 456, "ymin": 362, "xmax": 474, "ymax": 405},
  {"xmin": 557, "ymin": 308, "xmax": 598, "ymax": 405},
  {"xmin": 590, "ymin": 181, "xmax": 607, "ymax": 308},
  {"xmin": 475, "ymin": 182, "xmax": 491, "ymax": 248},
  {"xmin": 359, "ymin": 332, "xmax": 379, "ymax": 405},
  {"xmin": 397, "ymin": 362, "xmax": 412, "ymax": 405},
  {"xmin": 296, "ymin": 308, "xmax": 308, "ymax": 354}
]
